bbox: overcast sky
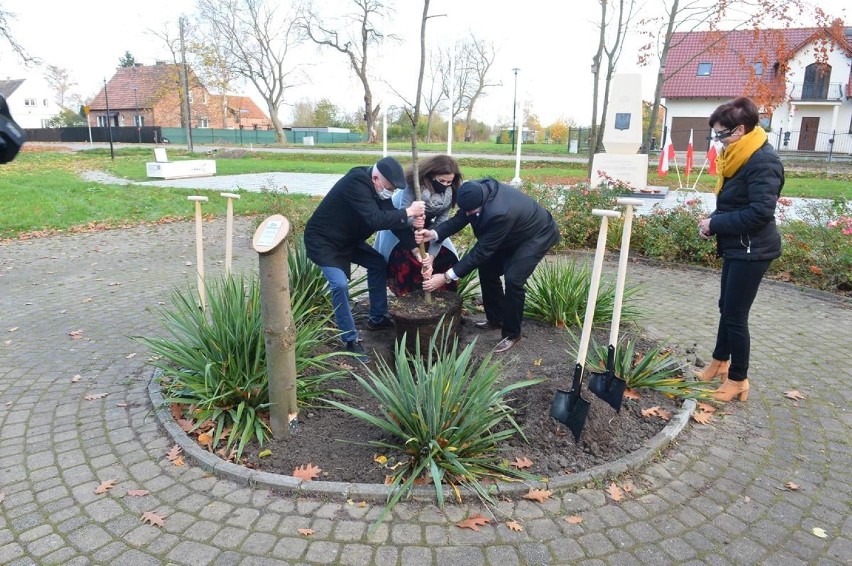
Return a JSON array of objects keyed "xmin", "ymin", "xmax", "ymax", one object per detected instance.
[{"xmin": 1, "ymin": 0, "xmax": 846, "ymax": 127}]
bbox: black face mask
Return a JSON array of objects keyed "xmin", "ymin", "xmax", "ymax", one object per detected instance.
[{"xmin": 430, "ymin": 178, "xmax": 449, "ymax": 193}]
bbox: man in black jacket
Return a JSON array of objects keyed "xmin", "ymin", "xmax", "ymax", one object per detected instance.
[
  {"xmin": 418, "ymin": 178, "xmax": 560, "ymax": 353},
  {"xmin": 305, "ymin": 157, "xmax": 425, "ymax": 362}
]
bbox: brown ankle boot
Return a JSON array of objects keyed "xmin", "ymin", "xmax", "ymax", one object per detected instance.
[
  {"xmin": 712, "ymin": 378, "xmax": 749, "ymax": 402},
  {"xmin": 694, "ymin": 359, "xmax": 730, "ymax": 382}
]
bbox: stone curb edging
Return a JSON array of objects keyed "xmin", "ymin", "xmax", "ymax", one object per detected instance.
[{"xmin": 148, "ymin": 371, "xmax": 696, "ymax": 502}]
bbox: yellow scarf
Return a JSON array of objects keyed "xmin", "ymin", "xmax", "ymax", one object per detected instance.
[{"xmin": 714, "ymin": 126, "xmax": 767, "ymax": 194}]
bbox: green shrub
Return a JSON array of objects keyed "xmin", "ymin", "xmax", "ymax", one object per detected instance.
[
  {"xmin": 136, "ymin": 273, "xmax": 345, "ymax": 459},
  {"xmin": 325, "ymin": 320, "xmax": 542, "ymax": 525},
  {"xmin": 631, "ymin": 199, "xmax": 718, "ymax": 266},
  {"xmin": 524, "ymin": 259, "xmax": 640, "ymax": 328},
  {"xmin": 550, "ymin": 183, "xmax": 623, "ymax": 249},
  {"xmin": 773, "ymin": 198, "xmax": 851, "ymax": 293}
]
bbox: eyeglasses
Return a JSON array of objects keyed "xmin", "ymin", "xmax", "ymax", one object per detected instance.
[
  {"xmin": 713, "ymin": 127, "xmax": 738, "ymax": 141},
  {"xmin": 432, "ymin": 176, "xmax": 454, "ymax": 186}
]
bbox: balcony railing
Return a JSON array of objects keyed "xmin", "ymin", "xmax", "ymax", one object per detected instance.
[{"xmin": 788, "ymin": 82, "xmax": 845, "ymax": 102}]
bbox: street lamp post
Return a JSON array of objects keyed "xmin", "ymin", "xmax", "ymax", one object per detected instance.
[
  {"xmin": 133, "ymin": 87, "xmax": 141, "ymax": 143},
  {"xmin": 511, "ymin": 68, "xmax": 520, "ymax": 152}
]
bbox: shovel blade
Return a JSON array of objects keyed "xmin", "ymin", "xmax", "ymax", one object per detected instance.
[
  {"xmin": 588, "ymin": 369, "xmax": 627, "ymax": 413},
  {"xmin": 549, "ymin": 388, "xmax": 591, "ymax": 441}
]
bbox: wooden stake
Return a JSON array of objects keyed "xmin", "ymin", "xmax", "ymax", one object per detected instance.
[
  {"xmin": 220, "ymin": 192, "xmax": 241, "ymax": 275},
  {"xmin": 188, "ymin": 196, "xmax": 208, "ymax": 310}
]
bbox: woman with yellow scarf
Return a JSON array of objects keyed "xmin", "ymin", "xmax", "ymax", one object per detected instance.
[{"xmin": 695, "ymin": 97, "xmax": 784, "ymax": 402}]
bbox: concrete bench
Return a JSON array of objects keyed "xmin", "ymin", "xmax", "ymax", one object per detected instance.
[{"xmin": 146, "ymin": 148, "xmax": 216, "ymax": 180}]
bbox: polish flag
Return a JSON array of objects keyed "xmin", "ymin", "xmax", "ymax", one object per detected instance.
[
  {"xmin": 685, "ymin": 129, "xmax": 694, "ymax": 176},
  {"xmin": 707, "ymin": 140, "xmax": 722, "ymax": 175},
  {"xmin": 658, "ymin": 136, "xmax": 675, "ymax": 176}
]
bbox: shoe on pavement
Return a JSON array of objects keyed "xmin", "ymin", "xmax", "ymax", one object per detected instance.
[
  {"xmin": 474, "ymin": 319, "xmax": 502, "ymax": 330},
  {"xmin": 494, "ymin": 336, "xmax": 521, "ymax": 353},
  {"xmin": 345, "ymin": 341, "xmax": 371, "ymax": 363},
  {"xmin": 366, "ymin": 315, "xmax": 395, "ymax": 331}
]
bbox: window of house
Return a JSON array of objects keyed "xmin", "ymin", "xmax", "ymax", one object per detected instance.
[
  {"xmin": 188, "ymin": 92, "xmax": 193, "ymax": 103},
  {"xmin": 24, "ymin": 98, "xmax": 36, "ymax": 106},
  {"xmin": 753, "ymin": 62, "xmax": 763, "ymax": 76},
  {"xmin": 43, "ymin": 99, "xmax": 49, "ymax": 106},
  {"xmin": 134, "ymin": 115, "xmax": 144, "ymax": 127},
  {"xmin": 97, "ymin": 115, "xmax": 108, "ymax": 127},
  {"xmin": 203, "ymin": 92, "xmax": 208, "ymax": 104},
  {"xmin": 197, "ymin": 117, "xmax": 209, "ymax": 128},
  {"xmin": 697, "ymin": 63, "xmax": 712, "ymax": 76},
  {"xmin": 41, "ymin": 119, "xmax": 50, "ymax": 128}
]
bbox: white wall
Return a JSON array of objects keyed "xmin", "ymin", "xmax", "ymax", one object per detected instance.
[{"xmin": 4, "ymin": 76, "xmax": 62, "ymax": 128}]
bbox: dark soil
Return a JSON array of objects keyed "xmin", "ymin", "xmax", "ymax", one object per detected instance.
[{"xmin": 239, "ymin": 299, "xmax": 683, "ymax": 484}]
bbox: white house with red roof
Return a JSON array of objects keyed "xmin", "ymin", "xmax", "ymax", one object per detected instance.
[{"xmin": 660, "ymin": 26, "xmax": 852, "ymax": 155}]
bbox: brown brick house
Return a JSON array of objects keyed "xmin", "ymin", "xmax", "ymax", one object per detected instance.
[{"xmin": 88, "ymin": 62, "xmax": 269, "ymax": 130}]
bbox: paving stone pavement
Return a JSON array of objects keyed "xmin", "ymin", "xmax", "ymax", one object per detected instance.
[{"xmin": 1, "ymin": 216, "xmax": 850, "ymax": 565}]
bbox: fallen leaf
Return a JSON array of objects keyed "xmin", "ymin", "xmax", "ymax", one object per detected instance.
[
  {"xmin": 532, "ymin": 358, "xmax": 542, "ymax": 366},
  {"xmin": 785, "ymin": 482, "xmax": 800, "ymax": 491},
  {"xmin": 169, "ymin": 404, "xmax": 183, "ymax": 420},
  {"xmin": 84, "ymin": 393, "xmax": 107, "ymax": 401},
  {"xmin": 293, "ymin": 463, "xmax": 321, "ymax": 481},
  {"xmin": 141, "ymin": 511, "xmax": 165, "ymax": 527},
  {"xmin": 8, "ymin": 327, "xmax": 18, "ymax": 332},
  {"xmin": 565, "ymin": 515, "xmax": 583, "ymax": 524},
  {"xmin": 125, "ymin": 353, "xmax": 136, "ymax": 359},
  {"xmin": 68, "ymin": 329, "xmax": 83, "ymax": 339},
  {"xmin": 197, "ymin": 432, "xmax": 213, "ymax": 448},
  {"xmin": 177, "ymin": 418, "xmax": 194, "ymax": 432},
  {"xmin": 642, "ymin": 406, "xmax": 661, "ymax": 418},
  {"xmin": 808, "ymin": 265, "xmax": 823, "ymax": 276},
  {"xmin": 71, "ymin": 375, "xmax": 82, "ymax": 383},
  {"xmin": 656, "ymin": 408, "xmax": 672, "ymax": 421},
  {"xmin": 258, "ymin": 449, "xmax": 272, "ymax": 458},
  {"xmin": 692, "ymin": 411, "xmax": 713, "ymax": 425},
  {"xmin": 812, "ymin": 527, "xmax": 827, "ymax": 538},
  {"xmin": 622, "ymin": 482, "xmax": 635, "ymax": 493},
  {"xmin": 297, "ymin": 528, "xmax": 314, "ymax": 536},
  {"xmin": 82, "ymin": 297, "xmax": 93, "ymax": 303},
  {"xmin": 456, "ymin": 514, "xmax": 490, "ymax": 531},
  {"xmin": 115, "ymin": 402, "xmax": 128, "ymax": 408},
  {"xmin": 623, "ymin": 389, "xmax": 641, "ymax": 400},
  {"xmin": 166, "ymin": 445, "xmax": 182, "ymax": 462},
  {"xmin": 127, "ymin": 490, "xmax": 149, "ymax": 497},
  {"xmin": 784, "ymin": 390, "xmax": 806, "ymax": 401},
  {"xmin": 696, "ymin": 401, "xmax": 717, "ymax": 413},
  {"xmin": 94, "ymin": 479, "xmax": 117, "ymax": 494},
  {"xmin": 511, "ymin": 456, "xmax": 533, "ymax": 469},
  {"xmin": 374, "ymin": 454, "xmax": 388, "ymax": 465},
  {"xmin": 506, "ymin": 520, "xmax": 524, "ymax": 532},
  {"xmin": 606, "ymin": 482, "xmax": 624, "ymax": 502},
  {"xmin": 522, "ymin": 488, "xmax": 552, "ymax": 503}
]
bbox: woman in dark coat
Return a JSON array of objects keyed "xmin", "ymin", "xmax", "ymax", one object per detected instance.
[
  {"xmin": 696, "ymin": 97, "xmax": 784, "ymax": 402},
  {"xmin": 373, "ymin": 154, "xmax": 463, "ymax": 296}
]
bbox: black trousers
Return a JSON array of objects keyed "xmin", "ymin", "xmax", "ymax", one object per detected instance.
[
  {"xmin": 711, "ymin": 258, "xmax": 772, "ymax": 381},
  {"xmin": 479, "ymin": 239, "xmax": 554, "ymax": 340}
]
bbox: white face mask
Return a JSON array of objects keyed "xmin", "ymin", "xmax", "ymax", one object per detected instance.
[{"xmin": 377, "ymin": 188, "xmax": 394, "ymax": 200}]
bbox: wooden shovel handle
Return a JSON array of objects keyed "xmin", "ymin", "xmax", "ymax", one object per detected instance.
[{"xmin": 609, "ymin": 200, "xmax": 642, "ymax": 345}]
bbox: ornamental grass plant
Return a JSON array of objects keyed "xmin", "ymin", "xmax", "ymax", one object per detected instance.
[
  {"xmin": 524, "ymin": 258, "xmax": 640, "ymax": 328},
  {"xmin": 137, "ymin": 272, "xmax": 345, "ymax": 460},
  {"xmin": 325, "ymin": 320, "xmax": 543, "ymax": 526}
]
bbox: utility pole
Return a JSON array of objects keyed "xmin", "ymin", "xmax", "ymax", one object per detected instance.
[
  {"xmin": 179, "ymin": 15, "xmax": 193, "ymax": 152},
  {"xmin": 103, "ymin": 78, "xmax": 115, "ymax": 160}
]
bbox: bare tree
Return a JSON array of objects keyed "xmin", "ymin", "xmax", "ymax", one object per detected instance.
[
  {"xmin": 458, "ymin": 35, "xmax": 500, "ymax": 142},
  {"xmin": 422, "ymin": 48, "xmax": 446, "ymax": 142},
  {"xmin": 595, "ymin": 0, "xmax": 637, "ymax": 153},
  {"xmin": 196, "ymin": 0, "xmax": 302, "ymax": 142},
  {"xmin": 0, "ymin": 6, "xmax": 36, "ymax": 65},
  {"xmin": 190, "ymin": 35, "xmax": 241, "ymax": 128},
  {"xmin": 43, "ymin": 64, "xmax": 77, "ymax": 109},
  {"xmin": 299, "ymin": 0, "xmax": 396, "ymax": 143},
  {"xmin": 147, "ymin": 23, "xmax": 194, "ymax": 128},
  {"xmin": 290, "ymin": 98, "xmax": 316, "ymax": 126},
  {"xmin": 587, "ymin": 1, "xmax": 607, "ymax": 173}
]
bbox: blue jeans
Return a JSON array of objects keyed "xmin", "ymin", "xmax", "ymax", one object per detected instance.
[{"xmin": 319, "ymin": 248, "xmax": 389, "ymax": 344}]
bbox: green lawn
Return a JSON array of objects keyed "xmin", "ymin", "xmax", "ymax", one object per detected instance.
[{"xmin": 0, "ymin": 146, "xmax": 848, "ymax": 239}]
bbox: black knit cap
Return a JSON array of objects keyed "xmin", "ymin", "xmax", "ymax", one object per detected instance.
[
  {"xmin": 456, "ymin": 181, "xmax": 485, "ymax": 212},
  {"xmin": 375, "ymin": 157, "xmax": 407, "ymax": 189}
]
